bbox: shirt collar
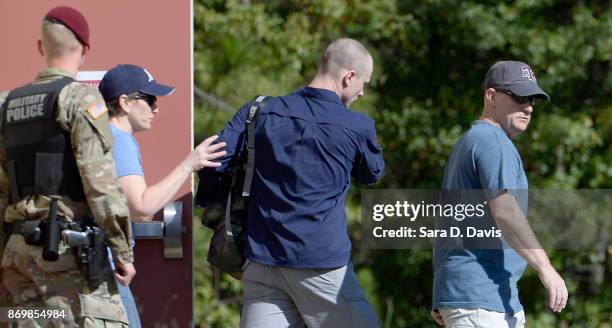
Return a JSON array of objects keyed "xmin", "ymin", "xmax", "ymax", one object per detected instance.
[
  {"xmin": 294, "ymin": 87, "xmax": 344, "ymax": 106},
  {"xmin": 35, "ymin": 67, "xmax": 75, "ymax": 81}
]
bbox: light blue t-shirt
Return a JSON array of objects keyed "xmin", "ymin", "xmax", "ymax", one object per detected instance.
[
  {"xmin": 110, "ymin": 125, "xmax": 143, "ymax": 177},
  {"xmin": 433, "ymin": 121, "xmax": 528, "ymax": 314},
  {"xmin": 109, "ymin": 125, "xmax": 143, "ymax": 328},
  {"xmin": 111, "ymin": 124, "xmax": 142, "ymax": 250}
]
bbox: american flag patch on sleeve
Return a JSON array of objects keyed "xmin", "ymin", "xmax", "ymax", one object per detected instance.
[{"xmin": 86, "ymin": 101, "xmax": 108, "ymax": 119}]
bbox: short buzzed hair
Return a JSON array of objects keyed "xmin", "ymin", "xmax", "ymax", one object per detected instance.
[
  {"xmin": 41, "ymin": 19, "xmax": 82, "ymax": 57},
  {"xmin": 318, "ymin": 38, "xmax": 372, "ymax": 79}
]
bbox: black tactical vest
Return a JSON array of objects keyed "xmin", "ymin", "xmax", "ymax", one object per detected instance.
[{"xmin": 1, "ymin": 76, "xmax": 86, "ymax": 203}]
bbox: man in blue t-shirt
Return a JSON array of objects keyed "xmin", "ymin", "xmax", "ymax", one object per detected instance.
[
  {"xmin": 98, "ymin": 64, "xmax": 226, "ymax": 327},
  {"xmin": 431, "ymin": 61, "xmax": 568, "ymax": 327},
  {"xmin": 199, "ymin": 38, "xmax": 384, "ymax": 327}
]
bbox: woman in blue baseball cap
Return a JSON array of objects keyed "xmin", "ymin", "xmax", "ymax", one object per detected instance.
[{"xmin": 99, "ymin": 64, "xmax": 226, "ymax": 327}]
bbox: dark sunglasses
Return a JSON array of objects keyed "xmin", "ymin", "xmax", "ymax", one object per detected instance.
[
  {"xmin": 130, "ymin": 93, "xmax": 157, "ymax": 108},
  {"xmin": 496, "ymin": 89, "xmax": 540, "ymax": 106}
]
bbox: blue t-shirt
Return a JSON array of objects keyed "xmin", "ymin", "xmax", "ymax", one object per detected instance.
[
  {"xmin": 110, "ymin": 125, "xmax": 142, "ymax": 249},
  {"xmin": 110, "ymin": 125, "xmax": 143, "ymax": 177},
  {"xmin": 199, "ymin": 87, "xmax": 385, "ymax": 269},
  {"xmin": 433, "ymin": 121, "xmax": 528, "ymax": 314}
]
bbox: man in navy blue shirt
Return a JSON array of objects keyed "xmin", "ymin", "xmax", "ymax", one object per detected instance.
[
  {"xmin": 431, "ymin": 61, "xmax": 568, "ymax": 327},
  {"xmin": 200, "ymin": 38, "xmax": 384, "ymax": 327}
]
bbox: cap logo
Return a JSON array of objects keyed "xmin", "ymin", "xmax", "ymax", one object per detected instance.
[
  {"xmin": 142, "ymin": 68, "xmax": 154, "ymax": 82},
  {"xmin": 521, "ymin": 66, "xmax": 536, "ymax": 81}
]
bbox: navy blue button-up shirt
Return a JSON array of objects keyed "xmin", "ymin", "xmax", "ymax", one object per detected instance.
[{"xmin": 200, "ymin": 87, "xmax": 384, "ymax": 268}]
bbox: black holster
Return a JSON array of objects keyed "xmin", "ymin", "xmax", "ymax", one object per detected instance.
[
  {"xmin": 42, "ymin": 196, "xmax": 60, "ymax": 261},
  {"xmin": 86, "ymin": 226, "xmax": 105, "ymax": 288},
  {"xmin": 10, "ymin": 213, "xmax": 107, "ymax": 288},
  {"xmin": 70, "ymin": 223, "xmax": 106, "ymax": 289}
]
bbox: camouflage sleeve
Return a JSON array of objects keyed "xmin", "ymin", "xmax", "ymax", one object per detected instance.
[
  {"xmin": 0, "ymin": 91, "xmax": 9, "ymax": 259},
  {"xmin": 57, "ymin": 83, "xmax": 134, "ymax": 264}
]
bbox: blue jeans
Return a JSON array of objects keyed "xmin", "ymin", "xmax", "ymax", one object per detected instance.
[
  {"xmin": 118, "ymin": 282, "xmax": 142, "ymax": 328},
  {"xmin": 107, "ymin": 244, "xmax": 141, "ymax": 328}
]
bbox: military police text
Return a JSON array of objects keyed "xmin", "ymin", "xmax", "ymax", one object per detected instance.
[{"xmin": 5, "ymin": 93, "xmax": 48, "ymax": 122}]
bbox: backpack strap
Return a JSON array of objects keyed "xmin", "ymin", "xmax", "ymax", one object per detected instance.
[
  {"xmin": 241, "ymin": 95, "xmax": 270, "ymax": 197},
  {"xmin": 224, "ymin": 95, "xmax": 269, "ymax": 243}
]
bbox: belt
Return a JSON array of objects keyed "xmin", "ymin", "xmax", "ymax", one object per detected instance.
[
  {"xmin": 6, "ymin": 219, "xmax": 84, "ymax": 237},
  {"xmin": 6, "ymin": 220, "xmax": 28, "ymax": 236},
  {"xmin": 5, "ymin": 220, "xmax": 45, "ymax": 246}
]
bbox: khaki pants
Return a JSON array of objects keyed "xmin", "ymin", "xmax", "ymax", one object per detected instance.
[
  {"xmin": 1, "ymin": 235, "xmax": 128, "ymax": 328},
  {"xmin": 240, "ymin": 261, "xmax": 380, "ymax": 328},
  {"xmin": 439, "ymin": 308, "xmax": 525, "ymax": 328}
]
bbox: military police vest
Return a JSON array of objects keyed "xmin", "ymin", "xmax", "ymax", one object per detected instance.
[{"xmin": 1, "ymin": 76, "xmax": 86, "ymax": 203}]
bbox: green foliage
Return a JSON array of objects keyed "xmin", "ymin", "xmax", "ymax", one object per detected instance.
[{"xmin": 194, "ymin": 0, "xmax": 611, "ymax": 326}]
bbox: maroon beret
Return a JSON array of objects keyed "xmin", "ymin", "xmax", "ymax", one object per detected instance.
[{"xmin": 44, "ymin": 6, "xmax": 90, "ymax": 48}]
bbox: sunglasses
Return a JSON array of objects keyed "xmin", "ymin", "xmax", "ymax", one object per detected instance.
[
  {"xmin": 129, "ymin": 92, "xmax": 157, "ymax": 108},
  {"xmin": 496, "ymin": 89, "xmax": 540, "ymax": 106}
]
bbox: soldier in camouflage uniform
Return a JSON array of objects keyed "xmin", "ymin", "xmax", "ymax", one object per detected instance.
[{"xmin": 0, "ymin": 6, "xmax": 133, "ymax": 327}]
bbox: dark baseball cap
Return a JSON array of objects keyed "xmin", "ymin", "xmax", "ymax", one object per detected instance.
[
  {"xmin": 45, "ymin": 6, "xmax": 90, "ymax": 48},
  {"xmin": 98, "ymin": 64, "xmax": 176, "ymax": 103},
  {"xmin": 484, "ymin": 61, "xmax": 550, "ymax": 101}
]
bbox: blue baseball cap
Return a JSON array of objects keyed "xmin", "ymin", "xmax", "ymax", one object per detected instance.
[
  {"xmin": 484, "ymin": 61, "xmax": 550, "ymax": 101},
  {"xmin": 98, "ymin": 64, "xmax": 175, "ymax": 102}
]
